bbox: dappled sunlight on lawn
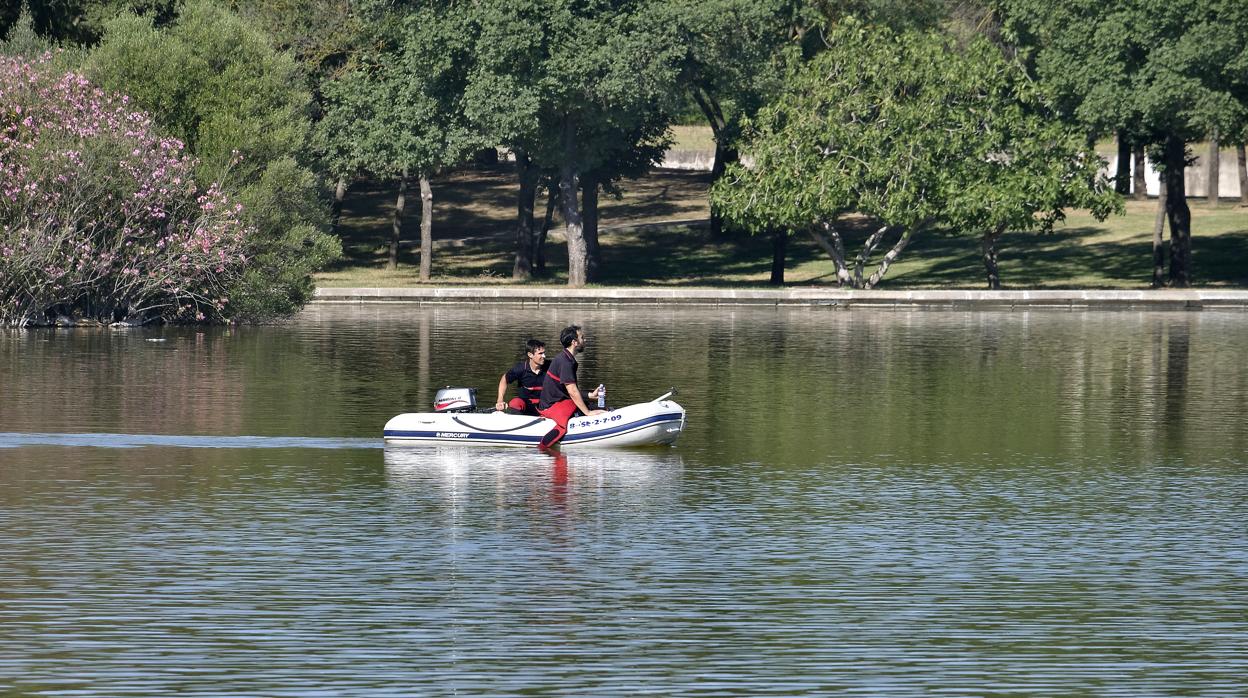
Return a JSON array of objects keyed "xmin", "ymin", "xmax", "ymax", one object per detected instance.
[{"xmin": 322, "ymin": 170, "xmax": 1248, "ymax": 289}]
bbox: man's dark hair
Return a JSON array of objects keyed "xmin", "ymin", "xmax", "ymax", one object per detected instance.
[
  {"xmin": 525, "ymin": 338, "xmax": 545, "ymax": 355},
  {"xmin": 559, "ymin": 325, "xmax": 581, "ymax": 348}
]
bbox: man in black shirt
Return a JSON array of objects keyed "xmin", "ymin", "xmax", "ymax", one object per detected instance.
[
  {"xmin": 537, "ymin": 325, "xmax": 605, "ymax": 448},
  {"xmin": 495, "ymin": 338, "xmax": 550, "ymax": 416}
]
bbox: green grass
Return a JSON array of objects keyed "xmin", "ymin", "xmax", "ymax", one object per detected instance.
[
  {"xmin": 317, "ymin": 164, "xmax": 1248, "ymax": 290},
  {"xmin": 668, "ymin": 125, "xmax": 718, "ymax": 152}
]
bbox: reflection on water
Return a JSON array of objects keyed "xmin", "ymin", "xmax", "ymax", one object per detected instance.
[
  {"xmin": 2, "ymin": 307, "xmax": 1247, "ymax": 696},
  {"xmin": 385, "ymin": 446, "xmax": 684, "ymax": 528}
]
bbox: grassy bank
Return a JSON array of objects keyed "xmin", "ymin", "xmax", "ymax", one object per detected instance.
[{"xmin": 316, "ymin": 164, "xmax": 1248, "ymax": 290}]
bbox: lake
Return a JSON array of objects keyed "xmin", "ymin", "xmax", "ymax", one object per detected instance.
[{"xmin": 2, "ymin": 304, "xmax": 1246, "ymax": 696}]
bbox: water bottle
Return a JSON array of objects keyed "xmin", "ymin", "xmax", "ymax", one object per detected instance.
[{"xmin": 597, "ymin": 384, "xmax": 606, "ymax": 409}]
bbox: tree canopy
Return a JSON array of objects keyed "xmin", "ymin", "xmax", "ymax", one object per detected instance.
[
  {"xmin": 712, "ymin": 20, "xmax": 1119, "ymax": 288},
  {"xmin": 998, "ymin": 0, "xmax": 1248, "ymax": 286}
]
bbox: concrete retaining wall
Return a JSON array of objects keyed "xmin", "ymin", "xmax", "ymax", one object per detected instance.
[
  {"xmin": 314, "ymin": 287, "xmax": 1248, "ymax": 311},
  {"xmin": 662, "ymin": 148, "xmax": 1248, "ymax": 200},
  {"xmin": 1108, "ymin": 154, "xmax": 1246, "ymax": 199}
]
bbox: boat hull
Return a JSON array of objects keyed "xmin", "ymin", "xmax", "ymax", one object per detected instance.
[{"xmin": 383, "ymin": 399, "xmax": 685, "ymax": 448}]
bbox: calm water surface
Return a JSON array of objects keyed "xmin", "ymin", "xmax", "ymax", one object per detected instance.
[{"xmin": 1, "ymin": 305, "xmax": 1246, "ymax": 696}]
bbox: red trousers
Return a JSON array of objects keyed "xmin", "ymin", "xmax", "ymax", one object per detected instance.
[
  {"xmin": 508, "ymin": 397, "xmax": 540, "ymax": 415},
  {"xmin": 538, "ymin": 399, "xmax": 578, "ymax": 448}
]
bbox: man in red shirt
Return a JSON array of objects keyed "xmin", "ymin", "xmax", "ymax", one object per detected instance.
[
  {"xmin": 537, "ymin": 325, "xmax": 606, "ymax": 449},
  {"xmin": 495, "ymin": 338, "xmax": 550, "ymax": 416}
]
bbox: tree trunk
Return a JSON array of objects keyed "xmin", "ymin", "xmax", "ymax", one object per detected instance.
[
  {"xmin": 559, "ymin": 118, "xmax": 588, "ymax": 287},
  {"xmin": 418, "ymin": 174, "xmax": 433, "ymax": 282},
  {"xmin": 693, "ymin": 88, "xmax": 735, "ymax": 238},
  {"xmin": 1207, "ymin": 131, "xmax": 1219, "ymax": 208},
  {"xmin": 1115, "ymin": 131, "xmax": 1131, "ymax": 195},
  {"xmin": 330, "ymin": 176, "xmax": 347, "ymax": 235},
  {"xmin": 1152, "ymin": 182, "xmax": 1167, "ymax": 288},
  {"xmin": 1163, "ymin": 135, "xmax": 1192, "ymax": 287},
  {"xmin": 474, "ymin": 147, "xmax": 499, "ymax": 166},
  {"xmin": 769, "ymin": 230, "xmax": 786, "ymax": 285},
  {"xmin": 707, "ymin": 144, "xmax": 740, "ymax": 238},
  {"xmin": 512, "ymin": 150, "xmax": 538, "ymax": 280},
  {"xmin": 866, "ymin": 220, "xmax": 928, "ymax": 289},
  {"xmin": 1133, "ymin": 143, "xmax": 1148, "ymax": 200},
  {"xmin": 1238, "ymin": 143, "xmax": 1248, "ymax": 206},
  {"xmin": 582, "ymin": 175, "xmax": 601, "ymax": 283},
  {"xmin": 536, "ymin": 184, "xmax": 557, "ymax": 276},
  {"xmin": 389, "ymin": 167, "xmax": 407, "ymax": 271},
  {"xmin": 854, "ymin": 225, "xmax": 889, "ymax": 287},
  {"xmin": 981, "ymin": 224, "xmax": 1006, "ymax": 290},
  {"xmin": 806, "ymin": 222, "xmax": 852, "ymax": 286}
]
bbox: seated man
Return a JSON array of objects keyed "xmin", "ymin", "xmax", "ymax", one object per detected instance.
[
  {"xmin": 495, "ymin": 338, "xmax": 550, "ymax": 416},
  {"xmin": 537, "ymin": 325, "xmax": 605, "ymax": 448}
]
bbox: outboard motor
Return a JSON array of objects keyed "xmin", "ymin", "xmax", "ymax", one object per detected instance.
[{"xmin": 433, "ymin": 387, "xmax": 477, "ymax": 412}]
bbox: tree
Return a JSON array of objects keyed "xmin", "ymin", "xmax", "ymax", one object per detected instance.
[
  {"xmin": 464, "ymin": 0, "xmax": 682, "ymax": 286},
  {"xmin": 0, "ymin": 1, "xmax": 179, "ymax": 45},
  {"xmin": 229, "ymin": 0, "xmax": 357, "ymax": 76},
  {"xmin": 0, "ymin": 3, "xmax": 48, "ymax": 56},
  {"xmin": 0, "ymin": 1, "xmax": 90, "ymax": 71},
  {"xmin": 230, "ymin": 0, "xmax": 362, "ymax": 233},
  {"xmin": 998, "ymin": 0, "xmax": 1248, "ymax": 287},
  {"xmin": 316, "ymin": 4, "xmax": 478, "ymax": 280},
  {"xmin": 84, "ymin": 0, "xmax": 340, "ymax": 318},
  {"xmin": 664, "ymin": 0, "xmax": 967, "ymax": 241},
  {"xmin": 661, "ymin": 0, "xmax": 796, "ymax": 238},
  {"xmin": 712, "ymin": 21, "xmax": 1119, "ymax": 289}
]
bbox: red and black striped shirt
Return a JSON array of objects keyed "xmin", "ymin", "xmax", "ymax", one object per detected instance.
[
  {"xmin": 538, "ymin": 349, "xmax": 578, "ymax": 410},
  {"xmin": 504, "ymin": 358, "xmax": 550, "ymax": 403}
]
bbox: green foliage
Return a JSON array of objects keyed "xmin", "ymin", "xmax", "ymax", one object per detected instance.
[
  {"xmin": 998, "ymin": 0, "xmax": 1248, "ymax": 143},
  {"xmin": 466, "ymin": 0, "xmax": 681, "ymax": 164},
  {"xmin": 0, "ymin": 2, "xmax": 87, "ymax": 68},
  {"xmin": 0, "ymin": 2, "xmax": 48, "ymax": 56},
  {"xmin": 229, "ymin": 157, "xmax": 341, "ymax": 320},
  {"xmin": 661, "ymin": 0, "xmax": 796, "ymax": 146},
  {"xmin": 315, "ymin": 5, "xmax": 480, "ymax": 180},
  {"xmin": 85, "ymin": 2, "xmax": 311, "ymax": 178},
  {"xmin": 0, "ymin": 1, "xmax": 177, "ymax": 46},
  {"xmin": 84, "ymin": 0, "xmax": 340, "ymax": 320},
  {"xmin": 998, "ymin": 0, "xmax": 1248, "ymax": 286},
  {"xmin": 712, "ymin": 21, "xmax": 1120, "ymax": 285},
  {"xmin": 227, "ymin": 0, "xmax": 359, "ymax": 79}
]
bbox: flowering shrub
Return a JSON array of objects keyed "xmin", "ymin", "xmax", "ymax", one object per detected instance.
[{"xmin": 0, "ymin": 53, "xmax": 253, "ymax": 325}]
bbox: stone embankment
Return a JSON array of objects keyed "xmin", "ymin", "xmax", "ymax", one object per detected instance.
[{"xmin": 314, "ymin": 287, "xmax": 1248, "ymax": 311}]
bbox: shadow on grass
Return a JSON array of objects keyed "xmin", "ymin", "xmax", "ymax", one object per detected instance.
[
  {"xmin": 328, "ymin": 166, "xmax": 716, "ymax": 279},
  {"xmin": 328, "ymin": 168, "xmax": 516, "ymax": 274},
  {"xmin": 595, "ymin": 224, "xmax": 823, "ymax": 286},
  {"xmin": 327, "ymin": 166, "xmax": 1248, "ymax": 288},
  {"xmin": 894, "ymin": 227, "xmax": 1248, "ymax": 288}
]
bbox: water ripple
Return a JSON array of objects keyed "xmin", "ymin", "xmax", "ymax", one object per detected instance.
[{"xmin": 3, "ymin": 309, "xmax": 1247, "ymax": 696}]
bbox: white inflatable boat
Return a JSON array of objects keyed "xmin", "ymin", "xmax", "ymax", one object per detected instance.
[{"xmin": 383, "ymin": 388, "xmax": 686, "ymax": 448}]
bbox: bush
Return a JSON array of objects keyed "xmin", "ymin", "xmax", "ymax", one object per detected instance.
[
  {"xmin": 0, "ymin": 54, "xmax": 252, "ymax": 326},
  {"xmin": 84, "ymin": 0, "xmax": 340, "ymax": 320},
  {"xmin": 228, "ymin": 156, "xmax": 341, "ymax": 320}
]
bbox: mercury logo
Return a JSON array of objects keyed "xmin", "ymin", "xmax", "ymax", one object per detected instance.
[{"xmin": 436, "ymin": 432, "xmax": 469, "ymax": 439}]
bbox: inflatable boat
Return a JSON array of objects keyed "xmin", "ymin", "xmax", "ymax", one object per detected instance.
[{"xmin": 383, "ymin": 388, "xmax": 685, "ymax": 448}]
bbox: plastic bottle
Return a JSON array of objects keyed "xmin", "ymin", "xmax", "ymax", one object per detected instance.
[{"xmin": 597, "ymin": 384, "xmax": 606, "ymax": 409}]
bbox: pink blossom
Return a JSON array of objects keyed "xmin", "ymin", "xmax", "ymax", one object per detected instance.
[{"xmin": 1, "ymin": 54, "xmax": 253, "ymax": 326}]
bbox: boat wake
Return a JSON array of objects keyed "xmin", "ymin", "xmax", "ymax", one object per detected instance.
[{"xmin": 0, "ymin": 432, "xmax": 381, "ymax": 450}]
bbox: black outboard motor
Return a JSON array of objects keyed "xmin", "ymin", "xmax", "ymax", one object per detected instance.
[{"xmin": 433, "ymin": 387, "xmax": 477, "ymax": 412}]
